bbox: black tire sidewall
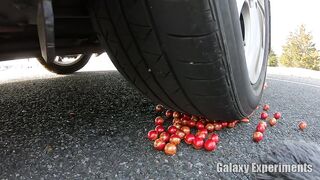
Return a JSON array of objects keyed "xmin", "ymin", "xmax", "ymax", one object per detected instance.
[{"xmin": 214, "ymin": 0, "xmax": 270, "ymax": 116}]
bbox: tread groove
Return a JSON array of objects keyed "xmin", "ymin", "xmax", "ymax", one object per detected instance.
[
  {"xmin": 128, "ymin": 21, "xmax": 150, "ymax": 28},
  {"xmin": 184, "ymin": 75, "xmax": 224, "ymax": 82},
  {"xmin": 167, "ymin": 31, "xmax": 214, "ymax": 38},
  {"xmin": 155, "ymin": 54, "xmax": 163, "ymax": 63},
  {"xmin": 176, "ymin": 59, "xmax": 219, "ymax": 65}
]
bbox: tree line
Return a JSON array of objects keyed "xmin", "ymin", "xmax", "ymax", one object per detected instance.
[{"xmin": 268, "ymin": 25, "xmax": 320, "ymax": 71}]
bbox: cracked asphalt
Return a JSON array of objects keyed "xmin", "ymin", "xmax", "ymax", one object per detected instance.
[{"xmin": 0, "ymin": 71, "xmax": 319, "ymax": 179}]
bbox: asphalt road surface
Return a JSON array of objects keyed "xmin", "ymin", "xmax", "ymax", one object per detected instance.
[{"xmin": 0, "ymin": 71, "xmax": 320, "ymax": 179}]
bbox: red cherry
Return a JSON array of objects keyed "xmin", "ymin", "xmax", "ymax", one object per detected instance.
[
  {"xmin": 199, "ymin": 119, "xmax": 207, "ymax": 124},
  {"xmin": 173, "ymin": 111, "xmax": 181, "ymax": 118},
  {"xmin": 164, "ymin": 143, "xmax": 177, "ymax": 155},
  {"xmin": 183, "ymin": 114, "xmax": 190, "ymax": 118},
  {"xmin": 155, "ymin": 116, "xmax": 164, "ymax": 126},
  {"xmin": 168, "ymin": 126, "xmax": 178, "ymax": 134},
  {"xmin": 155, "ymin": 125, "xmax": 165, "ymax": 133},
  {"xmin": 193, "ymin": 137, "xmax": 204, "ymax": 150},
  {"xmin": 172, "ymin": 118, "xmax": 181, "ymax": 124},
  {"xmin": 253, "ymin": 132, "xmax": 263, "ymax": 142},
  {"xmin": 195, "ymin": 132, "xmax": 206, "ymax": 139},
  {"xmin": 187, "ymin": 120, "xmax": 196, "ymax": 127},
  {"xmin": 209, "ymin": 133, "xmax": 219, "ymax": 143},
  {"xmin": 263, "ymin": 104, "xmax": 270, "ymax": 111},
  {"xmin": 147, "ymin": 130, "xmax": 158, "ymax": 141},
  {"xmin": 155, "ymin": 104, "xmax": 164, "ymax": 113},
  {"xmin": 260, "ymin": 112, "xmax": 269, "ymax": 120},
  {"xmin": 256, "ymin": 124, "xmax": 266, "ymax": 133},
  {"xmin": 184, "ymin": 134, "xmax": 195, "ymax": 145},
  {"xmin": 227, "ymin": 122, "xmax": 236, "ymax": 128},
  {"xmin": 173, "ymin": 122, "xmax": 182, "ymax": 129},
  {"xmin": 191, "ymin": 115, "xmax": 199, "ymax": 121},
  {"xmin": 159, "ymin": 132, "xmax": 170, "ymax": 142},
  {"xmin": 196, "ymin": 121, "xmax": 205, "ymax": 129},
  {"xmin": 221, "ymin": 122, "xmax": 228, "ymax": 128},
  {"xmin": 197, "ymin": 128, "xmax": 208, "ymax": 135},
  {"xmin": 269, "ymin": 118, "xmax": 277, "ymax": 126},
  {"xmin": 299, "ymin": 121, "xmax": 307, "ymax": 131},
  {"xmin": 154, "ymin": 139, "xmax": 166, "ymax": 151},
  {"xmin": 169, "ymin": 134, "xmax": 181, "ymax": 145},
  {"xmin": 204, "ymin": 140, "xmax": 217, "ymax": 151},
  {"xmin": 274, "ymin": 112, "xmax": 281, "ymax": 119},
  {"xmin": 258, "ymin": 121, "xmax": 267, "ymax": 128},
  {"xmin": 215, "ymin": 124, "xmax": 223, "ymax": 131},
  {"xmin": 181, "ymin": 117, "xmax": 189, "ymax": 126},
  {"xmin": 181, "ymin": 126, "xmax": 191, "ymax": 135},
  {"xmin": 205, "ymin": 123, "xmax": 215, "ymax": 132},
  {"xmin": 175, "ymin": 130, "xmax": 186, "ymax": 139},
  {"xmin": 241, "ymin": 118, "xmax": 250, "ymax": 123},
  {"xmin": 165, "ymin": 110, "xmax": 173, "ymax": 118}
]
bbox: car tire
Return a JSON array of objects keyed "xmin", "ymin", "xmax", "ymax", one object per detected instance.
[
  {"xmin": 91, "ymin": 0, "xmax": 270, "ymax": 120},
  {"xmin": 37, "ymin": 54, "xmax": 91, "ymax": 74}
]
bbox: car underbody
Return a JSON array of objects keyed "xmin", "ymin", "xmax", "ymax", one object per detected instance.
[{"xmin": 0, "ymin": 0, "xmax": 101, "ymax": 61}]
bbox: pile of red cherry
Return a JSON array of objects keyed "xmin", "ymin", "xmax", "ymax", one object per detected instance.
[
  {"xmin": 252, "ymin": 104, "xmax": 282, "ymax": 142},
  {"xmin": 147, "ymin": 104, "xmax": 307, "ymax": 156}
]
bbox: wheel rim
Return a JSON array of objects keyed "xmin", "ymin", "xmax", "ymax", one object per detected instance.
[
  {"xmin": 237, "ymin": 0, "xmax": 266, "ymax": 84},
  {"xmin": 53, "ymin": 54, "xmax": 84, "ymax": 66}
]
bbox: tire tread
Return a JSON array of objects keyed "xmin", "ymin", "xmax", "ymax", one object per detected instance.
[{"xmin": 91, "ymin": 0, "xmax": 245, "ymax": 119}]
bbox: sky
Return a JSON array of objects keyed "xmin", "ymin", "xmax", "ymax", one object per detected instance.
[{"xmin": 271, "ymin": 0, "xmax": 320, "ymax": 55}]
